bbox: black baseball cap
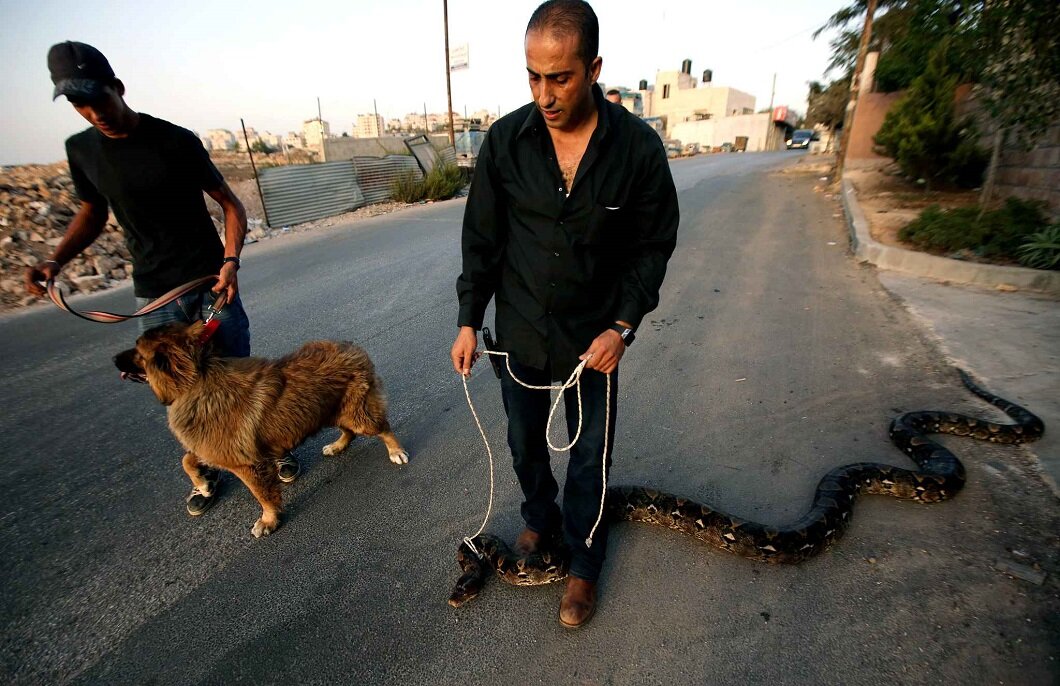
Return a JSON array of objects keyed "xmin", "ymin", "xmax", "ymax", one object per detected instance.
[{"xmin": 48, "ymin": 41, "xmax": 116, "ymax": 101}]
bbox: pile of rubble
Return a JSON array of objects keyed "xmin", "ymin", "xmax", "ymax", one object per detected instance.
[{"xmin": 0, "ymin": 163, "xmax": 132, "ymax": 311}]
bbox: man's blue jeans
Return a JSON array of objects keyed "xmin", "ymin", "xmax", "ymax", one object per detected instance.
[
  {"xmin": 136, "ymin": 287, "xmax": 251, "ymax": 357},
  {"xmin": 500, "ymin": 358, "xmax": 618, "ymax": 582}
]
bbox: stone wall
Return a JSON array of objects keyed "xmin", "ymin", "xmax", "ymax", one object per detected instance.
[
  {"xmin": 846, "ymin": 79, "xmax": 1059, "ymax": 219},
  {"xmin": 994, "ymin": 125, "xmax": 1060, "ymax": 220}
]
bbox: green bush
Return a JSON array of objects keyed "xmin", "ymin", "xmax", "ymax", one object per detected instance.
[
  {"xmin": 898, "ymin": 197, "xmax": 1050, "ymax": 261},
  {"xmin": 390, "ymin": 171, "xmax": 424, "ymax": 203},
  {"xmin": 389, "ymin": 163, "xmax": 465, "ymax": 203},
  {"xmin": 1017, "ymin": 224, "xmax": 1060, "ymax": 270},
  {"xmin": 874, "ymin": 40, "xmax": 986, "ymax": 190},
  {"xmin": 421, "ymin": 163, "xmax": 464, "ymax": 201}
]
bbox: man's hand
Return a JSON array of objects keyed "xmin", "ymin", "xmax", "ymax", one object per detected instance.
[
  {"xmin": 212, "ymin": 260, "xmax": 239, "ymax": 302},
  {"xmin": 24, "ymin": 260, "xmax": 61, "ymax": 297},
  {"xmin": 451, "ymin": 326, "xmax": 480, "ymax": 377},
  {"xmin": 579, "ymin": 328, "xmax": 625, "ymax": 374}
]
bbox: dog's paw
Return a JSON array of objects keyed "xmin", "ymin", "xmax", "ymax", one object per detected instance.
[
  {"xmin": 251, "ymin": 518, "xmax": 278, "ymax": 538},
  {"xmin": 322, "ymin": 443, "xmax": 345, "ymax": 457},
  {"xmin": 389, "ymin": 450, "xmax": 409, "ymax": 465}
]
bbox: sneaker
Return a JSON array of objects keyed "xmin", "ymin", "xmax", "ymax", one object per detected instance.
[
  {"xmin": 277, "ymin": 453, "xmax": 301, "ymax": 484},
  {"xmin": 186, "ymin": 468, "xmax": 220, "ymax": 516}
]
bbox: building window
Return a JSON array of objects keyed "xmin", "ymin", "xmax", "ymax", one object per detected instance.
[{"xmin": 663, "ymin": 84, "xmax": 670, "ymax": 99}]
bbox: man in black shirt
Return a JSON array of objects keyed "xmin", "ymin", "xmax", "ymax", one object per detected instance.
[
  {"xmin": 450, "ymin": 0, "xmax": 679, "ymax": 627},
  {"xmin": 25, "ymin": 41, "xmax": 300, "ymax": 516}
]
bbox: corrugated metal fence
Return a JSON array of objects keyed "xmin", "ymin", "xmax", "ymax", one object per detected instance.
[
  {"xmin": 258, "ymin": 148, "xmax": 454, "ymax": 227},
  {"xmin": 353, "ymin": 155, "xmax": 422, "ymax": 205},
  {"xmin": 259, "ymin": 161, "xmax": 365, "ymax": 228}
]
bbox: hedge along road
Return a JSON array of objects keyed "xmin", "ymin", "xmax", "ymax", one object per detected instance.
[{"xmin": 1, "ymin": 152, "xmax": 1057, "ymax": 685}]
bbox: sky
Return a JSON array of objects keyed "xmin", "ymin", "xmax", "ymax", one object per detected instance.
[{"xmin": 0, "ymin": 0, "xmax": 847, "ymax": 165}]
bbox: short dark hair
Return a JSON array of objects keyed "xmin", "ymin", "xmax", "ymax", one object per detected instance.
[
  {"xmin": 526, "ymin": 0, "xmax": 599, "ymax": 69},
  {"xmin": 605, "ymin": 88, "xmax": 620, "ymax": 96}
]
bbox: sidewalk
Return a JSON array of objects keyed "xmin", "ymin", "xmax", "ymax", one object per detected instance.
[
  {"xmin": 838, "ymin": 171, "xmax": 1060, "ymax": 497},
  {"xmin": 875, "ymin": 265, "xmax": 1060, "ymax": 500}
]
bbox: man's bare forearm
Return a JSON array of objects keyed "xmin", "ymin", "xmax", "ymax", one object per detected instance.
[
  {"xmin": 207, "ymin": 184, "xmax": 247, "ymax": 258},
  {"xmin": 50, "ymin": 202, "xmax": 108, "ymax": 266},
  {"xmin": 222, "ymin": 198, "xmax": 246, "ymax": 258}
]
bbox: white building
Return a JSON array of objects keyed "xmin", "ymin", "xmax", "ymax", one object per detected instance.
[
  {"xmin": 354, "ymin": 113, "xmax": 385, "ymax": 138},
  {"xmin": 205, "ymin": 129, "xmax": 237, "ymax": 151},
  {"xmin": 403, "ymin": 112, "xmax": 427, "ymax": 132},
  {"xmin": 260, "ymin": 131, "xmax": 284, "ymax": 150},
  {"xmin": 242, "ymin": 127, "xmax": 262, "ymax": 149},
  {"xmin": 641, "ymin": 61, "xmax": 756, "ymax": 138},
  {"xmin": 284, "ymin": 131, "xmax": 305, "ymax": 149},
  {"xmin": 302, "ymin": 118, "xmax": 331, "ymax": 148}
]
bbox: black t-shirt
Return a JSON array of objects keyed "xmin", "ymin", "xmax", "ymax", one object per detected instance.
[{"xmin": 65, "ymin": 113, "xmax": 226, "ymax": 297}]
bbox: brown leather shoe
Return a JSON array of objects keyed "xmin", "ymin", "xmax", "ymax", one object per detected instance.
[
  {"xmin": 514, "ymin": 528, "xmax": 543, "ymax": 556},
  {"xmin": 559, "ymin": 576, "xmax": 597, "ymax": 628}
]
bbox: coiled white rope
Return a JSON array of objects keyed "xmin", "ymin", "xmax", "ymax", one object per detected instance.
[{"xmin": 461, "ymin": 350, "xmax": 611, "ymax": 558}]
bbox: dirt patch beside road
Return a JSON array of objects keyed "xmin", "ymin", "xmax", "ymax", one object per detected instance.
[{"xmin": 846, "ymin": 161, "xmax": 981, "ymax": 252}]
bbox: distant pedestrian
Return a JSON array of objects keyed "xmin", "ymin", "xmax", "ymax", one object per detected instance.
[
  {"xmin": 25, "ymin": 41, "xmax": 300, "ymax": 516},
  {"xmin": 450, "ymin": 0, "xmax": 679, "ymax": 627},
  {"xmin": 605, "ymin": 88, "xmax": 621, "ymax": 104}
]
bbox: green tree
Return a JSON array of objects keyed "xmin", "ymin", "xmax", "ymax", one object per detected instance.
[
  {"xmin": 806, "ymin": 78, "xmax": 849, "ymax": 129},
  {"xmin": 250, "ymin": 140, "xmax": 274, "ymax": 154},
  {"xmin": 874, "ymin": 40, "xmax": 986, "ymax": 189},
  {"xmin": 814, "ymin": 1, "xmax": 977, "ymax": 90}
]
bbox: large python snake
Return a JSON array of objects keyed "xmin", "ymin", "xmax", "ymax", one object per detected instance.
[{"xmin": 448, "ymin": 371, "xmax": 1044, "ymax": 607}]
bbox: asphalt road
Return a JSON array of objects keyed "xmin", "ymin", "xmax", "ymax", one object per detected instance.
[{"xmin": 2, "ymin": 152, "xmax": 1057, "ymax": 685}]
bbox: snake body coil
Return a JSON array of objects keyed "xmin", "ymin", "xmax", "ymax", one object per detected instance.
[{"xmin": 448, "ymin": 371, "xmax": 1044, "ymax": 607}]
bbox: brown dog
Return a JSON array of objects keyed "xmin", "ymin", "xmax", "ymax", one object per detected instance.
[{"xmin": 114, "ymin": 321, "xmax": 408, "ymax": 537}]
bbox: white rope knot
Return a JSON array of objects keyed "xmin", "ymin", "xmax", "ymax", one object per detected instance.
[
  {"xmin": 461, "ymin": 349, "xmax": 611, "ymax": 555},
  {"xmin": 462, "ymin": 536, "xmax": 482, "ymax": 559}
]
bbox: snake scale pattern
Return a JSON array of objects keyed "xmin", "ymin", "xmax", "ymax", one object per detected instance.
[{"xmin": 448, "ymin": 371, "xmax": 1044, "ymax": 607}]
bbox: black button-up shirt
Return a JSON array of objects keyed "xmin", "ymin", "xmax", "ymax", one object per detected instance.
[{"xmin": 457, "ymin": 84, "xmax": 679, "ymax": 378}]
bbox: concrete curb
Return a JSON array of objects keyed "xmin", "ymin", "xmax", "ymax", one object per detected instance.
[{"xmin": 841, "ymin": 178, "xmax": 1060, "ymax": 297}]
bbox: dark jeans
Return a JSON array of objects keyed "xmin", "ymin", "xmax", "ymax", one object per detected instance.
[
  {"xmin": 500, "ymin": 358, "xmax": 618, "ymax": 581},
  {"xmin": 136, "ymin": 288, "xmax": 251, "ymax": 358}
]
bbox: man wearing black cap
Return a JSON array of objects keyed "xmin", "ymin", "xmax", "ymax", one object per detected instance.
[{"xmin": 25, "ymin": 41, "xmax": 300, "ymax": 515}]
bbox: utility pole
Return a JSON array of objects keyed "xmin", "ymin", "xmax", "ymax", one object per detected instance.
[
  {"xmin": 241, "ymin": 118, "xmax": 271, "ymax": 229},
  {"xmin": 443, "ymin": 0, "xmax": 456, "ymax": 146},
  {"xmin": 316, "ymin": 96, "xmax": 326, "ymax": 161},
  {"xmin": 424, "ymin": 102, "xmax": 429, "ymax": 135},
  {"xmin": 835, "ymin": 0, "xmax": 878, "ymax": 180},
  {"xmin": 373, "ymin": 98, "xmax": 380, "ymax": 137},
  {"xmin": 766, "ymin": 72, "xmax": 777, "ymax": 151}
]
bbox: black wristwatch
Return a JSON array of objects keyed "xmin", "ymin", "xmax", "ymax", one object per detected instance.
[
  {"xmin": 222, "ymin": 256, "xmax": 241, "ymax": 270},
  {"xmin": 609, "ymin": 323, "xmax": 635, "ymax": 346}
]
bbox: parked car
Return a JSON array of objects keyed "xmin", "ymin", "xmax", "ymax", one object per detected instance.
[
  {"xmin": 786, "ymin": 129, "xmax": 819, "ymax": 150},
  {"xmin": 664, "ymin": 139, "xmax": 683, "ymax": 159},
  {"xmin": 682, "ymin": 142, "xmax": 700, "ymax": 156}
]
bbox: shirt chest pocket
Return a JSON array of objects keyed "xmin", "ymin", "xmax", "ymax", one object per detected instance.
[{"xmin": 580, "ymin": 193, "xmax": 632, "ymax": 246}]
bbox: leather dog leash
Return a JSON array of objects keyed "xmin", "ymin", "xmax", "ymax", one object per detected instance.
[{"xmin": 43, "ymin": 275, "xmax": 221, "ymax": 324}]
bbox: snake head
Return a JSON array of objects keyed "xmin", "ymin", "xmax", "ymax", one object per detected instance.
[
  {"xmin": 449, "ymin": 541, "xmax": 489, "ymax": 608},
  {"xmin": 448, "ymin": 569, "xmax": 487, "ymax": 607}
]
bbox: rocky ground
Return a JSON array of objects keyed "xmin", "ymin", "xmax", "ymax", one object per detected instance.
[
  {"xmin": 0, "ymin": 149, "xmax": 433, "ymax": 313},
  {"xmin": 0, "ymin": 163, "xmax": 132, "ymax": 310}
]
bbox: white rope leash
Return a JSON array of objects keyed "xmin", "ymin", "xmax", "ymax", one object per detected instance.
[{"xmin": 461, "ymin": 350, "xmax": 610, "ymax": 557}]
